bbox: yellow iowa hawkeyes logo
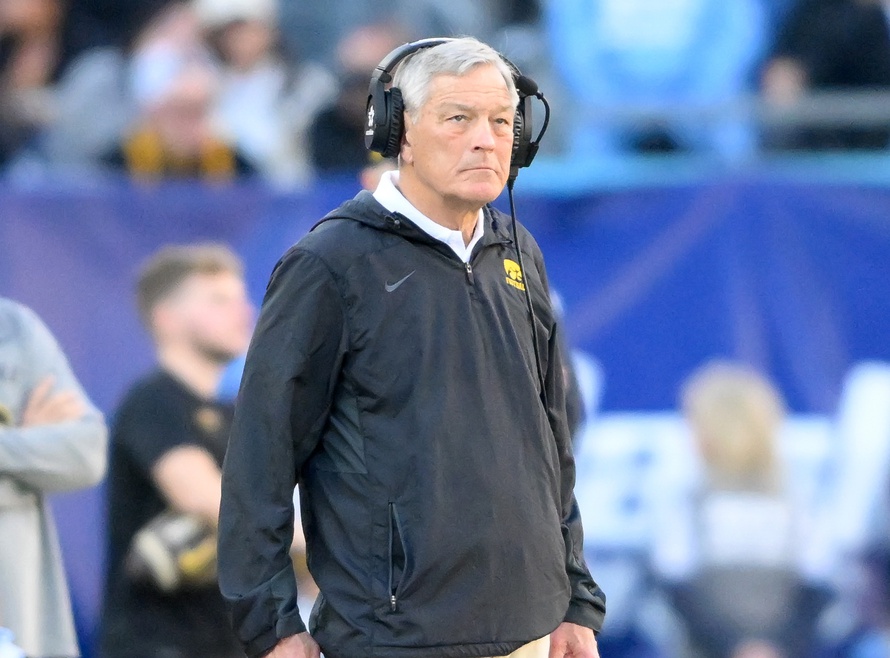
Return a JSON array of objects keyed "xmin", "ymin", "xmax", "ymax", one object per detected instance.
[{"xmin": 504, "ymin": 259, "xmax": 526, "ymax": 291}]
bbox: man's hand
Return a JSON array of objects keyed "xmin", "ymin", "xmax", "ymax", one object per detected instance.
[
  {"xmin": 549, "ymin": 622, "xmax": 599, "ymax": 658},
  {"xmin": 21, "ymin": 376, "xmax": 84, "ymax": 427},
  {"xmin": 266, "ymin": 632, "xmax": 320, "ymax": 658}
]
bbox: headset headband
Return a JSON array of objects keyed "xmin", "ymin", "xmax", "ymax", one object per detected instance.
[
  {"xmin": 365, "ymin": 37, "xmax": 550, "ymax": 179},
  {"xmin": 370, "ymin": 37, "xmax": 454, "ymax": 86}
]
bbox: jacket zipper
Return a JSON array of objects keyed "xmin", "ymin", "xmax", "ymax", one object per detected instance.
[
  {"xmin": 463, "ymin": 237, "xmax": 510, "ymax": 284},
  {"xmin": 388, "ymin": 502, "xmax": 404, "ymax": 611}
]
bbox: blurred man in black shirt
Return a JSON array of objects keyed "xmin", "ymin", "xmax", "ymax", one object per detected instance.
[{"xmin": 99, "ymin": 243, "xmax": 252, "ymax": 658}]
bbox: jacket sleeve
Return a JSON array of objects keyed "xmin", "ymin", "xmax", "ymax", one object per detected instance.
[
  {"xmin": 218, "ymin": 247, "xmax": 348, "ymax": 657},
  {"xmin": 0, "ymin": 304, "xmax": 107, "ymax": 494},
  {"xmin": 531, "ymin": 246, "xmax": 607, "ymax": 633}
]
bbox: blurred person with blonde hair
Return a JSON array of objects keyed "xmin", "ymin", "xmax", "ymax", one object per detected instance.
[
  {"xmin": 683, "ymin": 361, "xmax": 785, "ymax": 494},
  {"xmin": 650, "ymin": 360, "xmax": 831, "ymax": 658}
]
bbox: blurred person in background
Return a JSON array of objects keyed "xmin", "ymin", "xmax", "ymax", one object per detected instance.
[
  {"xmin": 0, "ymin": 0, "xmax": 65, "ymax": 168},
  {"xmin": 544, "ymin": 0, "xmax": 766, "ymax": 159},
  {"xmin": 843, "ymin": 548, "xmax": 890, "ymax": 658},
  {"xmin": 761, "ymin": 0, "xmax": 890, "ymax": 150},
  {"xmin": 0, "ymin": 85, "xmax": 29, "ymax": 168},
  {"xmin": 102, "ymin": 2, "xmax": 254, "ymax": 182},
  {"xmin": 0, "ymin": 297, "xmax": 107, "ymax": 657},
  {"xmin": 359, "ymin": 151, "xmax": 397, "ymax": 191},
  {"xmin": 548, "ymin": 290, "xmax": 588, "ymax": 448},
  {"xmin": 56, "ymin": 0, "xmax": 171, "ymax": 72},
  {"xmin": 277, "ymin": 0, "xmax": 541, "ymax": 68},
  {"xmin": 0, "ymin": 0, "xmax": 64, "ymax": 89},
  {"xmin": 98, "ymin": 244, "xmax": 252, "ymax": 658},
  {"xmin": 12, "ymin": 0, "xmax": 176, "ymax": 175},
  {"xmin": 392, "ymin": 0, "xmax": 543, "ymax": 57},
  {"xmin": 650, "ymin": 361, "xmax": 831, "ymax": 658},
  {"xmin": 25, "ymin": 0, "xmax": 174, "ymax": 175},
  {"xmin": 308, "ymin": 22, "xmax": 407, "ymax": 176},
  {"xmin": 196, "ymin": 0, "xmax": 336, "ymax": 188}
]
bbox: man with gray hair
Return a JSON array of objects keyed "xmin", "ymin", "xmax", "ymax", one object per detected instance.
[{"xmin": 218, "ymin": 37, "xmax": 605, "ymax": 658}]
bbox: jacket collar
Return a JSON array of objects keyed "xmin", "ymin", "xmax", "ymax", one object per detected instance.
[{"xmin": 313, "ymin": 190, "xmax": 515, "ymax": 252}]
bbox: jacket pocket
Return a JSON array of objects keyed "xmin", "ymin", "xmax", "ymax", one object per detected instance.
[{"xmin": 387, "ymin": 502, "xmax": 407, "ymax": 611}]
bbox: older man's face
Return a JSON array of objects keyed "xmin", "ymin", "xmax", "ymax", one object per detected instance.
[{"xmin": 401, "ymin": 64, "xmax": 515, "ymax": 211}]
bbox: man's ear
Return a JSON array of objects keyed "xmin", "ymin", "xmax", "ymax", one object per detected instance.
[
  {"xmin": 150, "ymin": 300, "xmax": 177, "ymax": 342},
  {"xmin": 400, "ymin": 114, "xmax": 414, "ymax": 164}
]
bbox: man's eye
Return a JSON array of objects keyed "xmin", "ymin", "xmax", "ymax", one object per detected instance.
[
  {"xmin": 449, "ymin": 115, "xmax": 467, "ymax": 122},
  {"xmin": 495, "ymin": 117, "xmax": 511, "ymax": 125}
]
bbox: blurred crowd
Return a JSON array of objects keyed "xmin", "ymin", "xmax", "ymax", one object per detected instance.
[
  {"xmin": 4, "ymin": 2, "xmax": 890, "ymax": 657},
  {"xmin": 2, "ymin": 0, "xmax": 890, "ymax": 188},
  {"xmin": 0, "ymin": 0, "xmax": 540, "ymax": 186}
]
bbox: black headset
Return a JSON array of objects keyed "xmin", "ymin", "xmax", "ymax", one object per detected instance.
[{"xmin": 364, "ymin": 37, "xmax": 550, "ymax": 182}]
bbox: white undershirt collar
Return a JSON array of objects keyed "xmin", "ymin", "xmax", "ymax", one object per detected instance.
[{"xmin": 372, "ymin": 170, "xmax": 484, "ymax": 263}]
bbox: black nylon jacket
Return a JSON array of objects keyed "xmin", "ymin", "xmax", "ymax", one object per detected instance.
[{"xmin": 218, "ymin": 191, "xmax": 606, "ymax": 658}]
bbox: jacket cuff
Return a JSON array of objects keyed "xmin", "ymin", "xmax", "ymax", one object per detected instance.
[
  {"xmin": 248, "ymin": 610, "xmax": 308, "ymax": 658},
  {"xmin": 235, "ymin": 565, "xmax": 308, "ymax": 658},
  {"xmin": 563, "ymin": 598, "xmax": 605, "ymax": 635}
]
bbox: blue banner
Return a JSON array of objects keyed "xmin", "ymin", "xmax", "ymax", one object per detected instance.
[{"xmin": 3, "ymin": 176, "xmax": 890, "ymax": 654}]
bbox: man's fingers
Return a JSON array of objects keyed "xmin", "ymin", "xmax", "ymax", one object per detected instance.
[
  {"xmin": 24, "ymin": 376, "xmax": 55, "ymax": 412},
  {"xmin": 549, "ymin": 623, "xmax": 598, "ymax": 658},
  {"xmin": 548, "ymin": 637, "xmax": 566, "ymax": 658},
  {"xmin": 22, "ymin": 377, "xmax": 56, "ymax": 425},
  {"xmin": 267, "ymin": 632, "xmax": 320, "ymax": 658},
  {"xmin": 22, "ymin": 388, "xmax": 85, "ymax": 426},
  {"xmin": 45, "ymin": 394, "xmax": 86, "ymax": 420}
]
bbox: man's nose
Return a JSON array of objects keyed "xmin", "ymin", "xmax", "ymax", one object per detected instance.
[{"xmin": 471, "ymin": 119, "xmax": 497, "ymax": 151}]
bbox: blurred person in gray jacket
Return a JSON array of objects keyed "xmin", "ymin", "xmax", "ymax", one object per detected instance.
[{"xmin": 0, "ymin": 297, "xmax": 107, "ymax": 657}]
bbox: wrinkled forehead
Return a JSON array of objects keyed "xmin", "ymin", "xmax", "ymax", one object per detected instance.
[
  {"xmin": 396, "ymin": 48, "xmax": 520, "ymax": 117},
  {"xmin": 424, "ymin": 64, "xmax": 516, "ymax": 106}
]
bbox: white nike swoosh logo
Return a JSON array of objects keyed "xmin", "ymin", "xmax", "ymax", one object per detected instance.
[{"xmin": 385, "ymin": 271, "xmax": 415, "ymax": 292}]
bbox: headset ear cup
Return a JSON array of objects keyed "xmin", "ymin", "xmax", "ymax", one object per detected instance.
[
  {"xmin": 512, "ymin": 96, "xmax": 536, "ymax": 170},
  {"xmin": 511, "ymin": 108, "xmax": 524, "ymax": 170},
  {"xmin": 365, "ymin": 94, "xmax": 383, "ymax": 153},
  {"xmin": 381, "ymin": 87, "xmax": 405, "ymax": 158}
]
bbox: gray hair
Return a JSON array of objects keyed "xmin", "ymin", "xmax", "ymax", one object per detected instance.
[{"xmin": 393, "ymin": 37, "xmax": 519, "ymax": 119}]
